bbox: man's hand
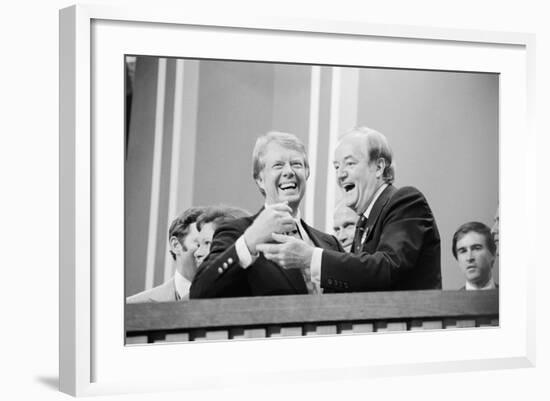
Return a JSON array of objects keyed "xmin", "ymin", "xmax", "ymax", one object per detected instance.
[
  {"xmin": 256, "ymin": 233, "xmax": 314, "ymax": 270},
  {"xmin": 243, "ymin": 203, "xmax": 295, "ymax": 254}
]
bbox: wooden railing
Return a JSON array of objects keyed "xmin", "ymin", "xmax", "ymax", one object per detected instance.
[{"xmin": 125, "ymin": 289, "xmax": 499, "ymax": 344}]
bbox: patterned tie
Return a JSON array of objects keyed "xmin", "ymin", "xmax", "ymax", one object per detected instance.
[
  {"xmin": 352, "ymin": 215, "xmax": 368, "ymax": 253},
  {"xmin": 285, "ymin": 223, "xmax": 318, "ymax": 294}
]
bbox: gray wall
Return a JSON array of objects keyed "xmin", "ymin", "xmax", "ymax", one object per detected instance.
[{"xmin": 356, "ymin": 68, "xmax": 499, "ymax": 289}]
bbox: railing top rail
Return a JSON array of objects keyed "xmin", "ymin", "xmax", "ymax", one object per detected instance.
[{"xmin": 126, "ymin": 289, "xmax": 499, "ymax": 332}]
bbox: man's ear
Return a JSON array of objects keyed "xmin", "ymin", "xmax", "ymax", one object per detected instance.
[
  {"xmin": 255, "ymin": 172, "xmax": 265, "ymax": 193},
  {"xmin": 169, "ymin": 236, "xmax": 183, "ymax": 255},
  {"xmin": 375, "ymin": 158, "xmax": 386, "ymax": 178}
]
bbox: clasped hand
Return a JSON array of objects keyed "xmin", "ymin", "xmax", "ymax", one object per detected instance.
[
  {"xmin": 243, "ymin": 202, "xmax": 295, "ymax": 254},
  {"xmin": 257, "ymin": 233, "xmax": 313, "ymax": 270}
]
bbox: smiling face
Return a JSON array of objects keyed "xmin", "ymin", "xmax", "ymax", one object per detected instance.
[
  {"xmin": 255, "ymin": 142, "xmax": 309, "ymax": 211},
  {"xmin": 333, "ymin": 134, "xmax": 384, "ymax": 214},
  {"xmin": 333, "ymin": 204, "xmax": 358, "ymax": 252},
  {"xmin": 456, "ymin": 231, "xmax": 495, "ymax": 287},
  {"xmin": 194, "ymin": 222, "xmax": 215, "ymax": 267}
]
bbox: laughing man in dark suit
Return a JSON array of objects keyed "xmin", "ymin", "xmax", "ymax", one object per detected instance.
[
  {"xmin": 257, "ymin": 126, "xmax": 441, "ymax": 292},
  {"xmin": 190, "ymin": 131, "xmax": 343, "ymax": 298}
]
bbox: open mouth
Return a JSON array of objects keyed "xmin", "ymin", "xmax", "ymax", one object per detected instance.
[
  {"xmin": 279, "ymin": 182, "xmax": 297, "ymax": 191},
  {"xmin": 342, "ymin": 183, "xmax": 355, "ymax": 192}
]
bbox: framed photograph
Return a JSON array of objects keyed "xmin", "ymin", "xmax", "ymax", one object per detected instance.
[{"xmin": 60, "ymin": 4, "xmax": 535, "ymax": 397}]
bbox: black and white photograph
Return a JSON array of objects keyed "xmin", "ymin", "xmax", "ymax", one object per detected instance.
[{"xmin": 124, "ymin": 56, "xmax": 499, "ymax": 343}]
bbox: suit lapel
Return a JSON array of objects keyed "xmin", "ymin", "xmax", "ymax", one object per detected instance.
[
  {"xmin": 364, "ymin": 185, "xmax": 397, "ymax": 243},
  {"xmin": 300, "ymin": 219, "xmax": 321, "ymax": 247}
]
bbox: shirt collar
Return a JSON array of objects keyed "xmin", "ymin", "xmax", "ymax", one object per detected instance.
[
  {"xmin": 465, "ymin": 276, "xmax": 496, "ymax": 290},
  {"xmin": 363, "ymin": 183, "xmax": 389, "ymax": 219},
  {"xmin": 174, "ymin": 270, "xmax": 192, "ymax": 299}
]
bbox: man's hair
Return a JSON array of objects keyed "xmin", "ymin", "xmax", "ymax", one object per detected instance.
[
  {"xmin": 252, "ymin": 131, "xmax": 309, "ymax": 196},
  {"xmin": 168, "ymin": 206, "xmax": 206, "ymax": 260},
  {"xmin": 345, "ymin": 126, "xmax": 395, "ymax": 184},
  {"xmin": 452, "ymin": 221, "xmax": 497, "ymax": 259},
  {"xmin": 196, "ymin": 205, "xmax": 250, "ymax": 232}
]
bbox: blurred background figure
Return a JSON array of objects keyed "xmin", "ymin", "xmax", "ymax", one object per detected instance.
[
  {"xmin": 491, "ymin": 205, "xmax": 499, "ymax": 256},
  {"xmin": 126, "ymin": 207, "xmax": 205, "ymax": 303},
  {"xmin": 452, "ymin": 221, "xmax": 498, "ymax": 290},
  {"xmin": 194, "ymin": 206, "xmax": 251, "ymax": 267},
  {"xmin": 332, "ymin": 202, "xmax": 358, "ymax": 252}
]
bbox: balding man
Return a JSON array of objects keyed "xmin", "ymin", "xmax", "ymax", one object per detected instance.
[{"xmin": 332, "ymin": 202, "xmax": 358, "ymax": 252}]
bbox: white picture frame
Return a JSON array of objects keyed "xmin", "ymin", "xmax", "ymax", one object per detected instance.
[{"xmin": 59, "ymin": 4, "xmax": 535, "ymax": 397}]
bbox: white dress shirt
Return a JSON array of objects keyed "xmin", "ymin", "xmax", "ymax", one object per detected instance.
[
  {"xmin": 174, "ymin": 270, "xmax": 192, "ymax": 300},
  {"xmin": 465, "ymin": 277, "xmax": 497, "ymax": 290}
]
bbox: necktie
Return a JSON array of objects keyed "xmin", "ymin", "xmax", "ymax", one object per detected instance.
[
  {"xmin": 285, "ymin": 223, "xmax": 318, "ymax": 294},
  {"xmin": 352, "ymin": 215, "xmax": 368, "ymax": 253}
]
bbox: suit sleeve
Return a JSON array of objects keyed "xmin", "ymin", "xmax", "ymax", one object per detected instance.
[
  {"xmin": 321, "ymin": 188, "xmax": 438, "ymax": 292},
  {"xmin": 190, "ymin": 221, "xmax": 251, "ymax": 298}
]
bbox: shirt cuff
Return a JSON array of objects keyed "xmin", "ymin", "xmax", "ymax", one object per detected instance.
[
  {"xmin": 310, "ymin": 248, "xmax": 323, "ymax": 287},
  {"xmin": 235, "ymin": 235, "xmax": 257, "ymax": 269}
]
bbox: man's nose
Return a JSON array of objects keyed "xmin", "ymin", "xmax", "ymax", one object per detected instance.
[
  {"xmin": 282, "ymin": 162, "xmax": 295, "ymax": 176},
  {"xmin": 336, "ymin": 167, "xmax": 347, "ymax": 180}
]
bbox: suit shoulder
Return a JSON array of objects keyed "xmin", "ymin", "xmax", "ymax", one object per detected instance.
[
  {"xmin": 392, "ymin": 186, "xmax": 432, "ymax": 205},
  {"xmin": 215, "ymin": 215, "xmax": 254, "ymax": 233},
  {"xmin": 305, "ymin": 224, "xmax": 341, "ymax": 250},
  {"xmin": 126, "ymin": 279, "xmax": 175, "ymax": 303},
  {"xmin": 395, "ymin": 186, "xmax": 424, "ymax": 198}
]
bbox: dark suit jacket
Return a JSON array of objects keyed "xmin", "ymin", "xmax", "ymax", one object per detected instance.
[
  {"xmin": 321, "ymin": 185, "xmax": 442, "ymax": 292},
  {"xmin": 190, "ymin": 210, "xmax": 343, "ymax": 298}
]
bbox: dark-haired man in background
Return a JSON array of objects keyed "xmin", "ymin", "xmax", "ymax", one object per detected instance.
[
  {"xmin": 126, "ymin": 206, "xmax": 205, "ymax": 303},
  {"xmin": 452, "ymin": 221, "xmax": 498, "ymax": 290}
]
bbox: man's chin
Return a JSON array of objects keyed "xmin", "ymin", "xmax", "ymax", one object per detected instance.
[
  {"xmin": 278, "ymin": 193, "xmax": 302, "ymax": 204},
  {"xmin": 343, "ymin": 197, "xmax": 358, "ymax": 212}
]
